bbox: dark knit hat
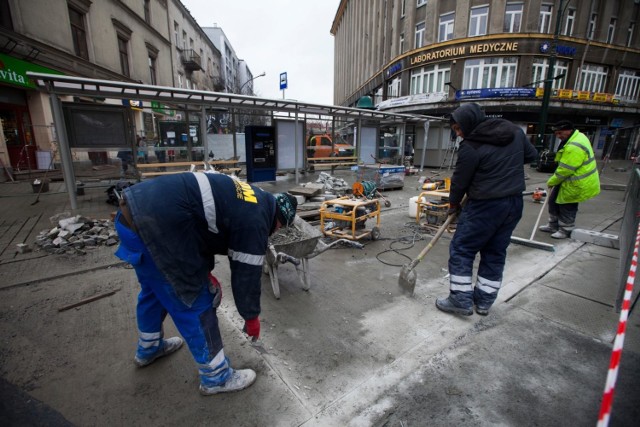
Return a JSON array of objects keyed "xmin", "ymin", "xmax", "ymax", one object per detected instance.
[
  {"xmin": 274, "ymin": 193, "xmax": 297, "ymax": 227},
  {"xmin": 551, "ymin": 120, "xmax": 575, "ymax": 131}
]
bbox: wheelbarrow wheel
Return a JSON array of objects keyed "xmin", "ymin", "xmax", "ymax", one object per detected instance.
[{"xmin": 370, "ymin": 226, "xmax": 381, "ymax": 241}]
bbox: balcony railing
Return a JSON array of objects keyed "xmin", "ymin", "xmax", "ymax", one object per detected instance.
[{"xmin": 180, "ymin": 49, "xmax": 202, "ymax": 71}]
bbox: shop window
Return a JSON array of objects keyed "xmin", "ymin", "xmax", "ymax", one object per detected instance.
[
  {"xmin": 410, "ymin": 63, "xmax": 450, "ymax": 94},
  {"xmin": 531, "ymin": 58, "xmax": 568, "ymax": 89},
  {"xmin": 578, "ymin": 64, "xmax": 608, "ymax": 93},
  {"xmin": 462, "ymin": 57, "xmax": 517, "ymax": 89},
  {"xmin": 615, "ymin": 70, "xmax": 640, "ymax": 103}
]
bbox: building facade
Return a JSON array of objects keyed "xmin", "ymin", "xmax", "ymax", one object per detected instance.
[
  {"xmin": 0, "ymin": 0, "xmax": 228, "ymax": 173},
  {"xmin": 331, "ymin": 0, "xmax": 640, "ymax": 163}
]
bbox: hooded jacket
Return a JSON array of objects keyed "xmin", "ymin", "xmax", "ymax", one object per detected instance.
[
  {"xmin": 449, "ymin": 103, "xmax": 538, "ymax": 206},
  {"xmin": 547, "ymin": 129, "xmax": 600, "ymax": 203},
  {"xmin": 118, "ymin": 172, "xmax": 276, "ymax": 318}
]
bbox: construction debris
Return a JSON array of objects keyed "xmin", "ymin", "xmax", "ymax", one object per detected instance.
[{"xmin": 35, "ymin": 214, "xmax": 119, "ymax": 255}]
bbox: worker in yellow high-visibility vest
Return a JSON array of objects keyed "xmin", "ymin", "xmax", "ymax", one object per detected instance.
[{"xmin": 539, "ymin": 120, "xmax": 601, "ymax": 239}]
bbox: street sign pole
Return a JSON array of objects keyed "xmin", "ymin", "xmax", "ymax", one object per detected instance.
[
  {"xmin": 280, "ymin": 72, "xmax": 287, "ymax": 99},
  {"xmin": 537, "ymin": 0, "xmax": 565, "ymax": 154}
]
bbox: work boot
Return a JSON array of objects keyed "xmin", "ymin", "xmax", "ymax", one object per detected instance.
[
  {"xmin": 435, "ymin": 297, "xmax": 473, "ymax": 316},
  {"xmin": 134, "ymin": 337, "xmax": 184, "ymax": 367},
  {"xmin": 539, "ymin": 224, "xmax": 558, "ymax": 233},
  {"xmin": 475, "ymin": 305, "xmax": 490, "ymax": 316},
  {"xmin": 551, "ymin": 229, "xmax": 570, "ymax": 239},
  {"xmin": 199, "ymin": 368, "xmax": 257, "ymax": 395}
]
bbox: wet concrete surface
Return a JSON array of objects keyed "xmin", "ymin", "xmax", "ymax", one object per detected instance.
[{"xmin": 0, "ymin": 161, "xmax": 638, "ymax": 426}]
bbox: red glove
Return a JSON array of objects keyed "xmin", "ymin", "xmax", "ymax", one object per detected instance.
[{"xmin": 243, "ymin": 317, "xmax": 260, "ymax": 339}]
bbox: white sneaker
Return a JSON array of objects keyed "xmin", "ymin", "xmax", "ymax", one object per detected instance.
[
  {"xmin": 134, "ymin": 337, "xmax": 184, "ymax": 367},
  {"xmin": 551, "ymin": 230, "xmax": 570, "ymax": 239},
  {"xmin": 199, "ymin": 369, "xmax": 257, "ymax": 395}
]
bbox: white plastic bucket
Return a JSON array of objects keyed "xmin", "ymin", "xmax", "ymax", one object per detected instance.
[{"xmin": 408, "ymin": 196, "xmax": 419, "ymax": 218}]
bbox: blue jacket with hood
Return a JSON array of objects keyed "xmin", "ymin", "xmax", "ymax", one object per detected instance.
[{"xmin": 449, "ymin": 103, "xmax": 538, "ymax": 206}]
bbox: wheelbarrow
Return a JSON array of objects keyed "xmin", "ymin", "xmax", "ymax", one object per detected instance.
[{"xmin": 264, "ymin": 216, "xmax": 363, "ymax": 299}]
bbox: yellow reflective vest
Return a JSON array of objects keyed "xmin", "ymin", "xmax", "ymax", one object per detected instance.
[{"xmin": 547, "ymin": 130, "xmax": 600, "ymax": 203}]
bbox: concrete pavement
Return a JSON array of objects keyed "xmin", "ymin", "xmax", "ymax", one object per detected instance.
[{"xmin": 0, "ymin": 161, "xmax": 638, "ymax": 426}]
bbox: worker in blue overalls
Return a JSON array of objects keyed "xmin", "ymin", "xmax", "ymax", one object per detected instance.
[
  {"xmin": 436, "ymin": 103, "xmax": 537, "ymax": 316},
  {"xmin": 114, "ymin": 172, "xmax": 297, "ymax": 395}
]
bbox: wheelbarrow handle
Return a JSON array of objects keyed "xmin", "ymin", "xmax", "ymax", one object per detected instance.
[{"xmin": 276, "ymin": 252, "xmax": 301, "ymax": 266}]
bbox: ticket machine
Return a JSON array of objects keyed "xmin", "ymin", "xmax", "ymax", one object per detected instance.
[{"xmin": 245, "ymin": 125, "xmax": 276, "ymax": 182}]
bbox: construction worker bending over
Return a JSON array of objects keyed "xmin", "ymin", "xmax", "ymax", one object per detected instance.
[
  {"xmin": 538, "ymin": 120, "xmax": 600, "ymax": 239},
  {"xmin": 113, "ymin": 172, "xmax": 297, "ymax": 395},
  {"xmin": 436, "ymin": 103, "xmax": 538, "ymax": 316}
]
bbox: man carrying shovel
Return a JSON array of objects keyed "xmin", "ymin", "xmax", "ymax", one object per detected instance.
[
  {"xmin": 435, "ymin": 103, "xmax": 537, "ymax": 316},
  {"xmin": 114, "ymin": 172, "xmax": 297, "ymax": 394}
]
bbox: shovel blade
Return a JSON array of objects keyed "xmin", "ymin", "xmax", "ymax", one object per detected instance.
[{"xmin": 398, "ymin": 264, "xmax": 417, "ymax": 296}]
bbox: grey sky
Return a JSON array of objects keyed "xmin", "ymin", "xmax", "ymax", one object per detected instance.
[{"xmin": 181, "ymin": 0, "xmax": 341, "ymax": 105}]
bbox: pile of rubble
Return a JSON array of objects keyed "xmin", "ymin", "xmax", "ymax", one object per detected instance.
[
  {"xmin": 315, "ymin": 172, "xmax": 350, "ymax": 196},
  {"xmin": 33, "ymin": 213, "xmax": 119, "ymax": 255}
]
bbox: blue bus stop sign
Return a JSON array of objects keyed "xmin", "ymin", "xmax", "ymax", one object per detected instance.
[{"xmin": 280, "ymin": 72, "xmax": 287, "ymax": 90}]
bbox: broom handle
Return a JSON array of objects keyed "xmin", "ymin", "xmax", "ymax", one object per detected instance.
[{"xmin": 529, "ymin": 194, "xmax": 549, "ymax": 240}]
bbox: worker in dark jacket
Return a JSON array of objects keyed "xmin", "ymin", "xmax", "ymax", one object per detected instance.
[
  {"xmin": 114, "ymin": 172, "xmax": 297, "ymax": 395},
  {"xmin": 436, "ymin": 103, "xmax": 537, "ymax": 316}
]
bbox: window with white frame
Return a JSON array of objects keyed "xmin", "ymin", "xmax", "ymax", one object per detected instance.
[
  {"xmin": 388, "ymin": 76, "xmax": 401, "ymax": 98},
  {"xmin": 539, "ymin": 4, "xmax": 553, "ymax": 33},
  {"xmin": 468, "ymin": 6, "xmax": 488, "ymax": 37},
  {"xmin": 531, "ymin": 58, "xmax": 568, "ymax": 89},
  {"xmin": 615, "ymin": 69, "xmax": 640, "ymax": 103},
  {"xmin": 462, "ymin": 57, "xmax": 517, "ymax": 89},
  {"xmin": 504, "ymin": 3, "xmax": 522, "ymax": 33},
  {"xmin": 563, "ymin": 8, "xmax": 575, "ymax": 36},
  {"xmin": 410, "ymin": 63, "xmax": 451, "ymax": 94},
  {"xmin": 174, "ymin": 22, "xmax": 179, "ymax": 46},
  {"xmin": 578, "ymin": 64, "xmax": 608, "ymax": 92},
  {"xmin": 417, "ymin": 0, "xmax": 427, "ymax": 7},
  {"xmin": 415, "ymin": 22, "xmax": 425, "ymax": 48},
  {"xmin": 117, "ymin": 35, "xmax": 130, "ymax": 78},
  {"xmin": 438, "ymin": 12, "xmax": 455, "ymax": 42},
  {"xmin": 178, "ymin": 73, "xmax": 183, "ymax": 88},
  {"xmin": 400, "ymin": 33, "xmax": 404, "ymax": 53},
  {"xmin": 401, "ymin": 0, "xmax": 406, "ymax": 17},
  {"xmin": 607, "ymin": 18, "xmax": 616, "ymax": 43},
  {"xmin": 588, "ymin": 13, "xmax": 597, "ymax": 39},
  {"xmin": 627, "ymin": 22, "xmax": 635, "ymax": 47}
]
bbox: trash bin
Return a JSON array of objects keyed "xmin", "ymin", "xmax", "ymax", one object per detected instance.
[
  {"xmin": 76, "ymin": 181, "xmax": 85, "ymax": 196},
  {"xmin": 32, "ymin": 179, "xmax": 49, "ymax": 193}
]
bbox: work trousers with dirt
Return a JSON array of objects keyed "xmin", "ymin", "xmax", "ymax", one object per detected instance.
[
  {"xmin": 114, "ymin": 212, "xmax": 231, "ymax": 387},
  {"xmin": 448, "ymin": 195, "xmax": 523, "ymax": 310},
  {"xmin": 546, "ymin": 186, "xmax": 579, "ymax": 233}
]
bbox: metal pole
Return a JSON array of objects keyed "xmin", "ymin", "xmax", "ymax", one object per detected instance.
[
  {"xmin": 294, "ymin": 107, "xmax": 299, "ymax": 184},
  {"xmin": 200, "ymin": 106, "xmax": 207, "ymax": 161},
  {"xmin": 537, "ymin": 0, "xmax": 565, "ymax": 153},
  {"xmin": 49, "ymin": 92, "xmax": 77, "ymax": 209},
  {"xmin": 231, "ymin": 109, "xmax": 237, "ymax": 159},
  {"xmin": 419, "ymin": 120, "xmax": 430, "ymax": 172}
]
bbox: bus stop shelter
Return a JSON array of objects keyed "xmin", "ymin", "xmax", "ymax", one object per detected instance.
[{"xmin": 28, "ymin": 72, "xmax": 443, "ymax": 209}]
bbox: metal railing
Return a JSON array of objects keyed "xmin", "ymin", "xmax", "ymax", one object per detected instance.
[{"xmin": 617, "ymin": 164, "xmax": 640, "ymax": 312}]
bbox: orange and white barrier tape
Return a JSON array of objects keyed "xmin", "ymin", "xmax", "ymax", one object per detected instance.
[{"xmin": 596, "ymin": 221, "xmax": 640, "ymax": 426}]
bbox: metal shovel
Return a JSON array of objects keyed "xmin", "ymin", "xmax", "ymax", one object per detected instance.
[{"xmin": 398, "ymin": 195, "xmax": 466, "ymax": 296}]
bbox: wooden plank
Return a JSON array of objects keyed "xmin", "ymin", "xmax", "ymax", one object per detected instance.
[{"xmin": 308, "ymin": 156, "xmax": 358, "ymax": 163}]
